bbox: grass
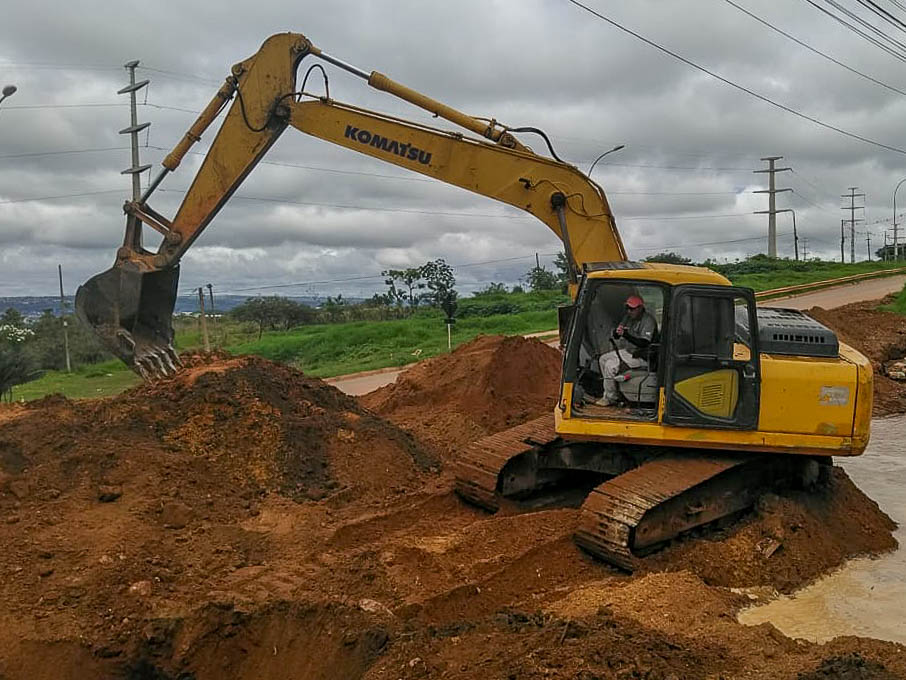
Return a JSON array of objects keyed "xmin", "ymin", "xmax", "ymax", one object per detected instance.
[
  {"xmin": 230, "ymin": 310, "xmax": 559, "ymax": 377},
  {"xmin": 881, "ymin": 282, "xmax": 906, "ymax": 315},
  {"xmin": 10, "ymin": 309, "xmax": 561, "ymax": 402},
  {"xmin": 725, "ymin": 261, "xmax": 904, "ymax": 292},
  {"xmin": 10, "ymin": 359, "xmax": 140, "ymax": 401},
  {"xmin": 11, "ymin": 261, "xmax": 905, "ymax": 403}
]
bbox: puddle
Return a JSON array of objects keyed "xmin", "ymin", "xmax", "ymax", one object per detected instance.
[{"xmin": 738, "ymin": 416, "xmax": 906, "ymax": 643}]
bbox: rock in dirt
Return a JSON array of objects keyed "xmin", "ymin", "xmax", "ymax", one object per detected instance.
[
  {"xmin": 160, "ymin": 501, "xmax": 193, "ymax": 529},
  {"xmin": 97, "ymin": 484, "xmax": 122, "ymax": 503}
]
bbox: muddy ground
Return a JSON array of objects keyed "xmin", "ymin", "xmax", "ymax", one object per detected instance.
[
  {"xmin": 807, "ymin": 297, "xmax": 906, "ymax": 416},
  {"xmin": 0, "ymin": 327, "xmax": 904, "ymax": 678}
]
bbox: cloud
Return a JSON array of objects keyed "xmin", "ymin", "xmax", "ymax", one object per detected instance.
[{"xmin": 2, "ymin": 0, "xmax": 905, "ymax": 298}]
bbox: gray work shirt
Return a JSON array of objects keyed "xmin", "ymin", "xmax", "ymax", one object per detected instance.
[{"xmin": 615, "ymin": 310, "xmax": 657, "ymax": 352}]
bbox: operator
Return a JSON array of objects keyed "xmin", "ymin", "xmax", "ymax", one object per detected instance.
[{"xmin": 596, "ymin": 295, "xmax": 658, "ymax": 406}]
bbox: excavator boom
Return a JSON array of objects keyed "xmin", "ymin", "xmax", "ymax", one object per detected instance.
[{"xmin": 76, "ymin": 31, "xmax": 624, "ymax": 376}]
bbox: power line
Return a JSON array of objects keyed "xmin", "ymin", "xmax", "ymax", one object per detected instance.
[
  {"xmin": 621, "ymin": 212, "xmax": 752, "ymax": 221},
  {"xmin": 183, "ymin": 227, "xmax": 803, "ymax": 295},
  {"xmin": 723, "ymin": 0, "xmax": 906, "ymax": 97},
  {"xmin": 0, "ymin": 189, "xmax": 121, "ymax": 205},
  {"xmin": 821, "ymin": 0, "xmax": 906, "ymax": 52},
  {"xmin": 161, "ymin": 189, "xmax": 529, "ymax": 221},
  {"xmin": 565, "ymin": 0, "xmax": 906, "ymax": 154},
  {"xmin": 0, "ymin": 146, "xmax": 129, "ymax": 160},
  {"xmin": 855, "ymin": 0, "xmax": 906, "ymax": 36},
  {"xmin": 822, "ymin": 0, "xmax": 906, "ymax": 52},
  {"xmin": 803, "ymin": 0, "xmax": 906, "ymax": 63},
  {"xmin": 1, "ymin": 103, "xmax": 129, "ymax": 110}
]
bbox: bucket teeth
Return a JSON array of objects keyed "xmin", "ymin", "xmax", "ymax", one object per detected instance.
[
  {"xmin": 160, "ymin": 349, "xmax": 178, "ymax": 375},
  {"xmin": 133, "ymin": 343, "xmax": 182, "ymax": 381}
]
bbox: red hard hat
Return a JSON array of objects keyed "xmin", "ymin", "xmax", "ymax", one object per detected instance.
[{"xmin": 625, "ymin": 295, "xmax": 644, "ymax": 309}]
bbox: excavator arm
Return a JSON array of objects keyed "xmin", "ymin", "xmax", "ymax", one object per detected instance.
[{"xmin": 76, "ymin": 32, "xmax": 625, "ymax": 378}]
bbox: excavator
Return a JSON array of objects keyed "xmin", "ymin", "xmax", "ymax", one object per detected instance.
[{"xmin": 76, "ymin": 32, "xmax": 872, "ymax": 570}]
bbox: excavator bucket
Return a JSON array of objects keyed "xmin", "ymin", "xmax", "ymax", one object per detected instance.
[{"xmin": 75, "ymin": 263, "xmax": 182, "ymax": 379}]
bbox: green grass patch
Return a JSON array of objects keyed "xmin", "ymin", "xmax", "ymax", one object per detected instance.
[
  {"xmin": 10, "ymin": 309, "xmax": 562, "ymax": 401},
  {"xmin": 229, "ymin": 310, "xmax": 560, "ymax": 377},
  {"xmin": 723, "ymin": 260, "xmax": 903, "ymax": 292},
  {"xmin": 881, "ymin": 283, "xmax": 906, "ymax": 315},
  {"xmin": 10, "ymin": 359, "xmax": 140, "ymax": 401},
  {"xmin": 12, "ymin": 260, "xmax": 905, "ymax": 403}
]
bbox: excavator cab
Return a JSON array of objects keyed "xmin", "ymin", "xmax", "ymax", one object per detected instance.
[
  {"xmin": 569, "ymin": 280, "xmax": 665, "ymax": 414},
  {"xmin": 562, "ymin": 268, "xmax": 761, "ymax": 428}
]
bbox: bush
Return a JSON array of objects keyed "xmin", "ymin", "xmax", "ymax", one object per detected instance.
[{"xmin": 0, "ymin": 348, "xmax": 41, "ymax": 401}]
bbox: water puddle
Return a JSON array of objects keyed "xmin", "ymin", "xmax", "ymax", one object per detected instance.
[{"xmin": 738, "ymin": 416, "xmax": 906, "ymax": 643}]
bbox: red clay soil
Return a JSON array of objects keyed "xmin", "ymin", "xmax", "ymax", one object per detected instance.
[
  {"xmin": 641, "ymin": 467, "xmax": 897, "ymax": 593},
  {"xmin": 360, "ymin": 335, "xmax": 562, "ymax": 460},
  {"xmin": 0, "ymin": 350, "xmax": 902, "ymax": 679},
  {"xmin": 807, "ymin": 299, "xmax": 906, "ymax": 415}
]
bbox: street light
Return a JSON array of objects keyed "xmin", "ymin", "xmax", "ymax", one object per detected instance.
[
  {"xmin": 0, "ymin": 84, "xmax": 16, "ymax": 107},
  {"xmin": 771, "ymin": 208, "xmax": 799, "ymax": 261},
  {"xmin": 894, "ymin": 178, "xmax": 906, "ymax": 262},
  {"xmin": 588, "ymin": 144, "xmax": 626, "ymax": 176}
]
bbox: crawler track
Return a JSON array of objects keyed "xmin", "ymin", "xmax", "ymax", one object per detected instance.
[
  {"xmin": 453, "ymin": 414, "xmax": 558, "ymax": 511},
  {"xmin": 455, "ymin": 417, "xmax": 808, "ymax": 570}
]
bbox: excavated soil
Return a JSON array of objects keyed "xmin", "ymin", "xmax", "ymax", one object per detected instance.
[
  {"xmin": 360, "ymin": 335, "xmax": 561, "ymax": 460},
  {"xmin": 0, "ymin": 342, "xmax": 902, "ymax": 679},
  {"xmin": 807, "ymin": 298, "xmax": 906, "ymax": 415}
]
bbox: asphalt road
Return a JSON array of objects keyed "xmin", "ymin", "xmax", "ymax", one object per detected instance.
[
  {"xmin": 326, "ymin": 275, "xmax": 905, "ymax": 396},
  {"xmin": 760, "ymin": 275, "xmax": 906, "ymax": 311}
]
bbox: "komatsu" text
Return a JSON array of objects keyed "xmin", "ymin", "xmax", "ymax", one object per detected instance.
[{"xmin": 344, "ymin": 126, "xmax": 432, "ymax": 165}]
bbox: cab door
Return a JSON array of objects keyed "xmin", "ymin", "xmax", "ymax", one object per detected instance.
[{"xmin": 663, "ymin": 285, "xmax": 759, "ymax": 429}]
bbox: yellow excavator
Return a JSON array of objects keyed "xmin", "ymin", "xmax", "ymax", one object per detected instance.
[{"xmin": 77, "ymin": 32, "xmax": 872, "ymax": 570}]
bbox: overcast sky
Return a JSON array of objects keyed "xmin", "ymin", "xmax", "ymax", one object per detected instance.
[{"xmin": 2, "ymin": 0, "xmax": 906, "ymax": 300}]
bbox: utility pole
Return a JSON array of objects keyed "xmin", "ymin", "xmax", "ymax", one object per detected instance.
[
  {"xmin": 753, "ymin": 156, "xmax": 792, "ymax": 258},
  {"xmin": 840, "ymin": 220, "xmax": 846, "ymax": 263},
  {"xmin": 118, "ymin": 61, "xmax": 151, "ymax": 253},
  {"xmin": 841, "ymin": 187, "xmax": 865, "ymax": 263},
  {"xmin": 894, "ymin": 179, "xmax": 906, "ymax": 262},
  {"xmin": 801, "ymin": 238, "xmax": 809, "ymax": 261},
  {"xmin": 865, "ymin": 232, "xmax": 872, "ymax": 261},
  {"xmin": 58, "ymin": 265, "xmax": 71, "ymax": 373},
  {"xmin": 206, "ymin": 283, "xmax": 217, "ymax": 347},
  {"xmin": 197, "ymin": 288, "xmax": 211, "ymax": 353}
]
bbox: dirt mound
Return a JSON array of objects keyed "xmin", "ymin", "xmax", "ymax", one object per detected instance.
[
  {"xmin": 640, "ymin": 467, "xmax": 898, "ymax": 593},
  {"xmin": 807, "ymin": 300, "xmax": 906, "ymax": 415},
  {"xmin": 797, "ymin": 652, "xmax": 901, "ymax": 680},
  {"xmin": 0, "ymin": 355, "xmax": 440, "ymax": 662},
  {"xmin": 1, "ymin": 346, "xmax": 903, "ymax": 677},
  {"xmin": 360, "ymin": 334, "xmax": 561, "ymax": 458}
]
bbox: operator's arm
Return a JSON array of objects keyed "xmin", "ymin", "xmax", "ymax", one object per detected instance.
[{"xmin": 613, "ymin": 314, "xmax": 656, "ymax": 348}]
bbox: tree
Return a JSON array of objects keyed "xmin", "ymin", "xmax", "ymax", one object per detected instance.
[
  {"xmin": 439, "ymin": 289, "xmax": 458, "ymax": 319},
  {"xmin": 553, "ymin": 251, "xmax": 571, "ymax": 290},
  {"xmin": 382, "ymin": 267, "xmax": 424, "ymax": 309},
  {"xmin": 321, "ymin": 295, "xmax": 348, "ymax": 323},
  {"xmin": 0, "ymin": 347, "xmax": 41, "ymax": 401},
  {"xmin": 474, "ymin": 282, "xmax": 508, "ymax": 297},
  {"xmin": 524, "ymin": 264, "xmax": 559, "ymax": 291},
  {"xmin": 420, "ymin": 258, "xmax": 456, "ymax": 307},
  {"xmin": 231, "ymin": 296, "xmax": 315, "ymax": 338},
  {"xmin": 1, "ymin": 308, "xmax": 25, "ymax": 328},
  {"xmin": 643, "ymin": 252, "xmax": 693, "ymax": 265}
]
